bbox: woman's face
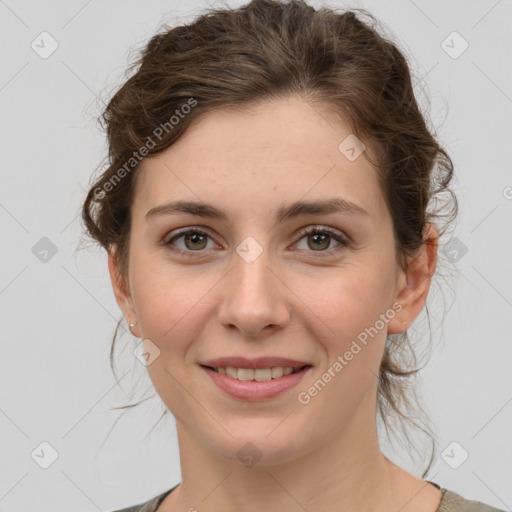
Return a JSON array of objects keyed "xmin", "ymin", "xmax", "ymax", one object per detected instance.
[{"xmin": 110, "ymin": 95, "xmax": 432, "ymax": 465}]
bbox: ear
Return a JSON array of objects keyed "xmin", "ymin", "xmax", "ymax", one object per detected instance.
[
  {"xmin": 107, "ymin": 247, "xmax": 140, "ymax": 337},
  {"xmin": 387, "ymin": 224, "xmax": 438, "ymax": 334}
]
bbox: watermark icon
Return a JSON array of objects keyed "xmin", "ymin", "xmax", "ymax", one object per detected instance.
[
  {"xmin": 94, "ymin": 98, "xmax": 197, "ymax": 200},
  {"xmin": 297, "ymin": 302, "xmax": 403, "ymax": 405},
  {"xmin": 32, "ymin": 236, "xmax": 58, "ymax": 263},
  {"xmin": 441, "ymin": 31, "xmax": 469, "ymax": 60},
  {"xmin": 503, "ymin": 186, "xmax": 512, "ymax": 200},
  {"xmin": 31, "ymin": 31, "xmax": 59, "ymax": 59},
  {"xmin": 236, "ymin": 442, "xmax": 262, "ymax": 468},
  {"xmin": 441, "ymin": 441, "xmax": 469, "ymax": 469},
  {"xmin": 442, "ymin": 236, "xmax": 468, "ymax": 264},
  {"xmin": 31, "ymin": 441, "xmax": 59, "ymax": 469},
  {"xmin": 338, "ymin": 134, "xmax": 365, "ymax": 161},
  {"xmin": 134, "ymin": 338, "xmax": 161, "ymax": 366},
  {"xmin": 236, "ymin": 236, "xmax": 264, "ymax": 264}
]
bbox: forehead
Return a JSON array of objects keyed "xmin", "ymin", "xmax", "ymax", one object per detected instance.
[{"xmin": 133, "ymin": 96, "xmax": 385, "ymax": 220}]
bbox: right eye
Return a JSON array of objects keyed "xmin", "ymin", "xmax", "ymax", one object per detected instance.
[{"xmin": 163, "ymin": 227, "xmax": 218, "ymax": 256}]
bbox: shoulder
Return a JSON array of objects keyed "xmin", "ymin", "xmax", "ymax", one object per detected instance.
[
  {"xmin": 438, "ymin": 488, "xmax": 507, "ymax": 512},
  {"xmin": 111, "ymin": 486, "xmax": 176, "ymax": 512}
]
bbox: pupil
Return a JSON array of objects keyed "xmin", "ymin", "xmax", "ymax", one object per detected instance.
[
  {"xmin": 186, "ymin": 233, "xmax": 206, "ymax": 250},
  {"xmin": 310, "ymin": 233, "xmax": 329, "ymax": 250}
]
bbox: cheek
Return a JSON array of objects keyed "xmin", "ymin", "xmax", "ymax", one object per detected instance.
[
  {"xmin": 292, "ymin": 268, "xmax": 392, "ymax": 426},
  {"xmin": 292, "ymin": 263, "xmax": 394, "ymax": 344},
  {"xmin": 129, "ymin": 262, "xmax": 214, "ymax": 411},
  {"xmin": 130, "ymin": 253, "xmax": 217, "ymax": 346}
]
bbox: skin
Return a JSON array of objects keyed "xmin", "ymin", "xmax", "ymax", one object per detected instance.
[{"xmin": 109, "ymin": 95, "xmax": 441, "ymax": 512}]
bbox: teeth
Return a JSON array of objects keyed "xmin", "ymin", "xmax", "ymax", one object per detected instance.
[{"xmin": 215, "ymin": 366, "xmax": 299, "ymax": 381}]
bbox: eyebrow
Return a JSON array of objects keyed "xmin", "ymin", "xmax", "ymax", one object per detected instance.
[{"xmin": 145, "ymin": 198, "xmax": 369, "ymax": 223}]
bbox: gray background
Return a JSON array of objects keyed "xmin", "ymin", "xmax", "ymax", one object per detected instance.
[{"xmin": 1, "ymin": 0, "xmax": 511, "ymax": 511}]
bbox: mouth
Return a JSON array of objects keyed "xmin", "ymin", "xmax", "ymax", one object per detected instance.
[
  {"xmin": 199, "ymin": 364, "xmax": 313, "ymax": 400},
  {"xmin": 200, "ymin": 364, "xmax": 312, "ymax": 380}
]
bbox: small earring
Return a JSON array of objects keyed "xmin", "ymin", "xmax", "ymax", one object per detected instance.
[{"xmin": 129, "ymin": 323, "xmax": 136, "ymax": 336}]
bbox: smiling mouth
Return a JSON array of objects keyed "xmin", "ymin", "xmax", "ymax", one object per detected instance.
[{"xmin": 201, "ymin": 364, "xmax": 312, "ymax": 381}]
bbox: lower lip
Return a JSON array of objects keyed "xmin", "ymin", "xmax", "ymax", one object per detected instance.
[{"xmin": 200, "ymin": 365, "xmax": 312, "ymax": 400}]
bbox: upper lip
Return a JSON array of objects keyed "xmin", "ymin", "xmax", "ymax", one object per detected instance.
[{"xmin": 200, "ymin": 357, "xmax": 313, "ymax": 370}]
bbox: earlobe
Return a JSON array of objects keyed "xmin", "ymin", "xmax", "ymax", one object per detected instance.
[{"xmin": 107, "ymin": 248, "xmax": 138, "ymax": 331}]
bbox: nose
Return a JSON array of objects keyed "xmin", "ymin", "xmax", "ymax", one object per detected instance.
[{"xmin": 216, "ymin": 246, "xmax": 291, "ymax": 338}]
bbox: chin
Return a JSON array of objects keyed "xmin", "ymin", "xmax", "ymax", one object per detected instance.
[{"xmin": 206, "ymin": 428, "xmax": 309, "ymax": 468}]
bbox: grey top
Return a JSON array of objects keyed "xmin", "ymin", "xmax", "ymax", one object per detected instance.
[{"xmin": 112, "ymin": 481, "xmax": 507, "ymax": 512}]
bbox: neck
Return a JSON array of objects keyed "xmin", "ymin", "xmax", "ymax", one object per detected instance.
[{"xmin": 160, "ymin": 390, "xmax": 439, "ymax": 512}]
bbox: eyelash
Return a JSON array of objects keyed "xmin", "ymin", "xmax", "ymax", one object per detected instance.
[{"xmin": 163, "ymin": 225, "xmax": 349, "ymax": 258}]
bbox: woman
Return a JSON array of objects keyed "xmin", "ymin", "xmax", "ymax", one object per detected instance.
[{"xmin": 81, "ymin": 1, "xmax": 505, "ymax": 511}]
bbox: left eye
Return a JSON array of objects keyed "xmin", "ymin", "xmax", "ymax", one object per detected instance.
[
  {"xmin": 163, "ymin": 226, "xmax": 348, "ymax": 256},
  {"xmin": 294, "ymin": 226, "xmax": 347, "ymax": 252}
]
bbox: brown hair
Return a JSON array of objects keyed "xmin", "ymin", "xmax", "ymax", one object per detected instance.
[{"xmin": 81, "ymin": 0, "xmax": 458, "ymax": 476}]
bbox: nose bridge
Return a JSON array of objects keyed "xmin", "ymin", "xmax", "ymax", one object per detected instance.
[
  {"xmin": 217, "ymin": 236, "xmax": 290, "ymax": 336},
  {"xmin": 234, "ymin": 243, "xmax": 272, "ymax": 298}
]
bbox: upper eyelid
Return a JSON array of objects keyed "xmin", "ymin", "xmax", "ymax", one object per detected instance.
[{"xmin": 164, "ymin": 226, "xmax": 216, "ymax": 244}]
